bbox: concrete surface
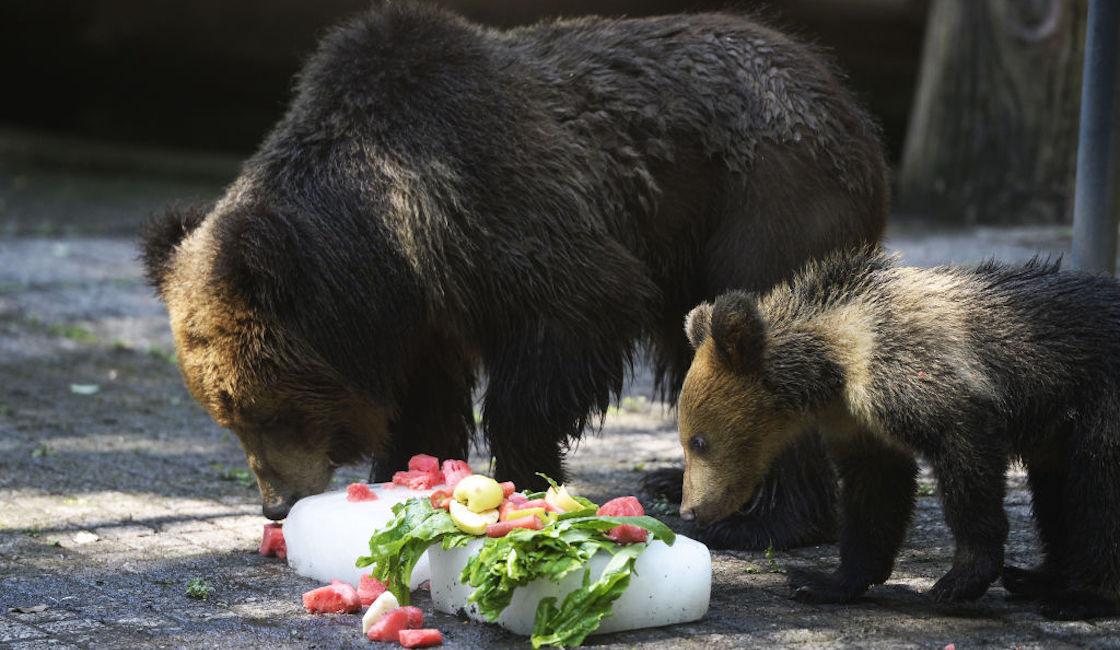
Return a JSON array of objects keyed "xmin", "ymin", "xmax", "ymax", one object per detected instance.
[{"xmin": 2, "ymin": 140, "xmax": 1119, "ymax": 648}]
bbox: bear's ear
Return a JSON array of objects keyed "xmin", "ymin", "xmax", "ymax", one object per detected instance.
[
  {"xmin": 139, "ymin": 203, "xmax": 209, "ymax": 292},
  {"xmin": 684, "ymin": 302, "xmax": 713, "ymax": 350},
  {"xmin": 708, "ymin": 291, "xmax": 766, "ymax": 374}
]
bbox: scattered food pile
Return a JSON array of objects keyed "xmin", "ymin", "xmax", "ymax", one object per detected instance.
[{"xmin": 263, "ymin": 454, "xmax": 689, "ymax": 648}]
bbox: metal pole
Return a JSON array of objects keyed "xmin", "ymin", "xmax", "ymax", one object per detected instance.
[{"xmin": 1070, "ymin": 0, "xmax": 1120, "ymax": 275}]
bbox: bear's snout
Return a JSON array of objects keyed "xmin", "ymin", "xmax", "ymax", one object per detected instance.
[{"xmin": 262, "ymin": 496, "xmax": 298, "ymax": 521}]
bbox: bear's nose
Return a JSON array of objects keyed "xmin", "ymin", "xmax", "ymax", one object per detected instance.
[
  {"xmin": 679, "ymin": 507, "xmax": 695, "ymax": 522},
  {"xmin": 262, "ymin": 499, "xmax": 294, "ymax": 521}
]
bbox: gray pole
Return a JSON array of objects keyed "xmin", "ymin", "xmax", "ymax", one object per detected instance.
[{"xmin": 1070, "ymin": 0, "xmax": 1120, "ymax": 275}]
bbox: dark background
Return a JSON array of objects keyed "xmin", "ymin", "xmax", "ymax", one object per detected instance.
[{"xmin": 0, "ymin": 0, "xmax": 929, "ymax": 165}]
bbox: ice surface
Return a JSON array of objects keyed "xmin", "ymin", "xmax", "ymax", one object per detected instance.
[
  {"xmin": 429, "ymin": 535, "xmax": 710, "ymax": 636},
  {"xmin": 284, "ymin": 484, "xmax": 437, "ymax": 589}
]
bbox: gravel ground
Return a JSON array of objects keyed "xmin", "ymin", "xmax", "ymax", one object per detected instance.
[{"xmin": 3, "ymin": 139, "xmax": 1119, "ymax": 648}]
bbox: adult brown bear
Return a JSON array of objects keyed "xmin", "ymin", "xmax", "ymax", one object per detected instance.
[{"xmin": 140, "ymin": 2, "xmax": 887, "ymax": 534}]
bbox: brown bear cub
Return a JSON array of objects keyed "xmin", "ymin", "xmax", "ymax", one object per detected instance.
[
  {"xmin": 140, "ymin": 2, "xmax": 888, "ymax": 531},
  {"xmin": 678, "ymin": 247, "xmax": 1120, "ymax": 620}
]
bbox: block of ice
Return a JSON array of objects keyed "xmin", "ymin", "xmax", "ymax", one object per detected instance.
[
  {"xmin": 283, "ymin": 484, "xmax": 437, "ymax": 589},
  {"xmin": 428, "ymin": 535, "xmax": 710, "ymax": 636}
]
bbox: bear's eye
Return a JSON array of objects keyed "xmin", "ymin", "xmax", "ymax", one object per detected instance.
[{"xmin": 689, "ymin": 435, "xmax": 708, "ymax": 454}]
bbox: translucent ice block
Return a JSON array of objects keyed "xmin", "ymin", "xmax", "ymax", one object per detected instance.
[
  {"xmin": 428, "ymin": 535, "xmax": 711, "ymax": 636},
  {"xmin": 283, "ymin": 484, "xmax": 436, "ymax": 589}
]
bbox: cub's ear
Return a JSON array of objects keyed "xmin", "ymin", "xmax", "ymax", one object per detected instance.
[
  {"xmin": 708, "ymin": 291, "xmax": 766, "ymax": 374},
  {"xmin": 139, "ymin": 203, "xmax": 209, "ymax": 292},
  {"xmin": 684, "ymin": 302, "xmax": 713, "ymax": 350}
]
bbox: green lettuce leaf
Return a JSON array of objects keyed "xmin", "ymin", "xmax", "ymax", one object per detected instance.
[
  {"xmin": 355, "ymin": 498, "xmax": 472, "ymax": 604},
  {"xmin": 529, "ymin": 543, "xmax": 645, "ymax": 649},
  {"xmin": 461, "ymin": 513, "xmax": 676, "ymax": 647}
]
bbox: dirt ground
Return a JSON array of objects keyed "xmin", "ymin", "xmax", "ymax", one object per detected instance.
[{"xmin": 3, "ymin": 133, "xmax": 1120, "ymax": 648}]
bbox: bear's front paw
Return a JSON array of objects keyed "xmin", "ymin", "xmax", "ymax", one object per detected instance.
[
  {"xmin": 929, "ymin": 565, "xmax": 998, "ymax": 602},
  {"xmin": 787, "ymin": 568, "xmax": 867, "ymax": 604},
  {"xmin": 1039, "ymin": 591, "xmax": 1118, "ymax": 620}
]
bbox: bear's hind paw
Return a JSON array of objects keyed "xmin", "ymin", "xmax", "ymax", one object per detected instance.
[
  {"xmin": 1039, "ymin": 591, "xmax": 1118, "ymax": 620},
  {"xmin": 787, "ymin": 568, "xmax": 867, "ymax": 604}
]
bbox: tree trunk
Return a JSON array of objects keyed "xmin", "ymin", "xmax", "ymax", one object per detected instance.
[{"xmin": 898, "ymin": 0, "xmax": 1086, "ymax": 224}]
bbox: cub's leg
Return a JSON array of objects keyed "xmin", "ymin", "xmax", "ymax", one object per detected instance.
[
  {"xmin": 1036, "ymin": 412, "xmax": 1120, "ymax": 620},
  {"xmin": 1003, "ymin": 440, "xmax": 1070, "ymax": 599},
  {"xmin": 926, "ymin": 428, "xmax": 1008, "ymax": 602},
  {"xmin": 788, "ymin": 432, "xmax": 917, "ymax": 603}
]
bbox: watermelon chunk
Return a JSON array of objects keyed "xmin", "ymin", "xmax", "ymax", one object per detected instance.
[
  {"xmin": 499, "ymin": 481, "xmax": 516, "ymax": 497},
  {"xmin": 258, "ymin": 523, "xmax": 287, "ymax": 559},
  {"xmin": 392, "ymin": 470, "xmax": 440, "ymax": 490},
  {"xmin": 366, "ymin": 607, "xmax": 410, "ymax": 641},
  {"xmin": 408, "ymin": 454, "xmax": 440, "ymax": 474},
  {"xmin": 597, "ymin": 496, "xmax": 648, "ymax": 544},
  {"xmin": 302, "ymin": 582, "xmax": 361, "ymax": 614},
  {"xmin": 346, "ymin": 482, "xmax": 379, "ymax": 502},
  {"xmin": 400, "ymin": 605, "xmax": 424, "ymax": 629},
  {"xmin": 410, "ymin": 454, "xmax": 445, "ymax": 484},
  {"xmin": 357, "ymin": 573, "xmax": 388, "ymax": 606},
  {"xmin": 440, "ymin": 459, "xmax": 473, "ymax": 491},
  {"xmin": 399, "ymin": 628, "xmax": 443, "ymax": 647}
]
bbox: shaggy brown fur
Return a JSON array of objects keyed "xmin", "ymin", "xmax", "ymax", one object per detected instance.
[
  {"xmin": 679, "ymin": 247, "xmax": 1120, "ymax": 619},
  {"xmin": 141, "ymin": 2, "xmax": 887, "ymax": 525}
]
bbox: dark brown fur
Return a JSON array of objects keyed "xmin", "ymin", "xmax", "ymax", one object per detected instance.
[
  {"xmin": 679, "ymin": 247, "xmax": 1120, "ymax": 619},
  {"xmin": 141, "ymin": 2, "xmax": 887, "ymax": 523}
]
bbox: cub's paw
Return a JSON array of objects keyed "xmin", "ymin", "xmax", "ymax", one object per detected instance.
[
  {"xmin": 786, "ymin": 568, "xmax": 867, "ymax": 604},
  {"xmin": 640, "ymin": 467, "xmax": 684, "ymax": 503},
  {"xmin": 1039, "ymin": 591, "xmax": 1118, "ymax": 620},
  {"xmin": 929, "ymin": 565, "xmax": 998, "ymax": 602},
  {"xmin": 1001, "ymin": 565, "xmax": 1059, "ymax": 600}
]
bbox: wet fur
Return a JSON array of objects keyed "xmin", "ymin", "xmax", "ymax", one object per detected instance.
[
  {"xmin": 140, "ymin": 2, "xmax": 886, "ymax": 522},
  {"xmin": 680, "ymin": 247, "xmax": 1120, "ymax": 619}
]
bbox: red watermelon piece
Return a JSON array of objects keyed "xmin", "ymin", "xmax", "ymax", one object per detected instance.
[
  {"xmin": 392, "ymin": 470, "xmax": 439, "ymax": 490},
  {"xmin": 400, "ymin": 605, "xmax": 424, "ymax": 629},
  {"xmin": 357, "ymin": 573, "xmax": 388, "ymax": 606},
  {"xmin": 302, "ymin": 582, "xmax": 361, "ymax": 614},
  {"xmin": 410, "ymin": 454, "xmax": 445, "ymax": 485},
  {"xmin": 258, "ymin": 523, "xmax": 287, "ymax": 559},
  {"xmin": 408, "ymin": 454, "xmax": 440, "ymax": 474},
  {"xmin": 439, "ymin": 459, "xmax": 473, "ymax": 491},
  {"xmin": 346, "ymin": 482, "xmax": 379, "ymax": 502},
  {"xmin": 399, "ymin": 628, "xmax": 444, "ymax": 647},
  {"xmin": 597, "ymin": 496, "xmax": 648, "ymax": 544},
  {"xmin": 366, "ymin": 607, "xmax": 410, "ymax": 641}
]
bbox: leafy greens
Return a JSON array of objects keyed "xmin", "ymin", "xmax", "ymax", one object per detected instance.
[
  {"xmin": 355, "ymin": 497, "xmax": 473, "ymax": 604},
  {"xmin": 463, "ymin": 514, "xmax": 674, "ymax": 648}
]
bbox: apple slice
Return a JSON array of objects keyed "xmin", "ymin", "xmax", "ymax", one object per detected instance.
[
  {"xmin": 449, "ymin": 499, "xmax": 500, "ymax": 535},
  {"xmin": 544, "ymin": 485, "xmax": 583, "ymax": 513},
  {"xmin": 452, "ymin": 475, "xmax": 505, "ymax": 513}
]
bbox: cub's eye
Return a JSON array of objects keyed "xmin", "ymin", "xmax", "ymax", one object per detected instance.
[{"xmin": 689, "ymin": 435, "xmax": 708, "ymax": 454}]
